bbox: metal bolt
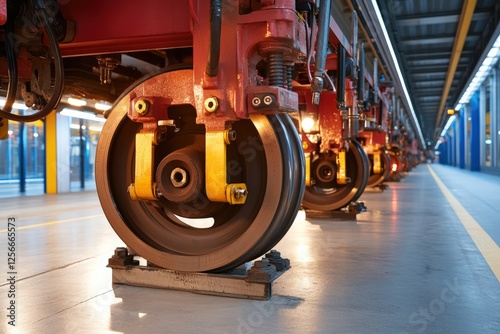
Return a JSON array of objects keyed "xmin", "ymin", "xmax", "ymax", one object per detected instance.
[
  {"xmin": 267, "ymin": 250, "xmax": 281, "ymax": 259},
  {"xmin": 254, "ymin": 258, "xmax": 270, "ymax": 268},
  {"xmin": 251, "ymin": 97, "xmax": 261, "ymax": 107},
  {"xmin": 263, "ymin": 95, "xmax": 274, "ymax": 105},
  {"xmin": 228, "ymin": 130, "xmax": 236, "ymax": 141},
  {"xmin": 204, "ymin": 96, "xmax": 219, "ymax": 112},
  {"xmin": 171, "ymin": 167, "xmax": 188, "ymax": 188},
  {"xmin": 134, "ymin": 99, "xmax": 150, "ymax": 115},
  {"xmin": 158, "ymin": 120, "xmax": 175, "ymax": 127},
  {"xmin": 233, "ymin": 187, "xmax": 248, "ymax": 200},
  {"xmin": 224, "ymin": 129, "xmax": 237, "ymax": 144},
  {"xmin": 114, "ymin": 247, "xmax": 128, "ymax": 258}
]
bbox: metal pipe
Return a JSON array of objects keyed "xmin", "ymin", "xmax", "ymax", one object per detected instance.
[
  {"xmin": 351, "ymin": 11, "xmax": 358, "ymax": 71},
  {"xmin": 357, "ymin": 42, "xmax": 365, "ymax": 104},
  {"xmin": 311, "ymin": 0, "xmax": 332, "ymax": 105},
  {"xmin": 205, "ymin": 0, "xmax": 222, "ymax": 77},
  {"xmin": 345, "ymin": 106, "xmax": 359, "ymax": 139},
  {"xmin": 373, "ymin": 58, "xmax": 379, "ymax": 104},
  {"xmin": 337, "ymin": 45, "xmax": 346, "ymax": 108}
]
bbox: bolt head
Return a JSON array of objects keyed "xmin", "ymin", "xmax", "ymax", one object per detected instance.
[
  {"xmin": 263, "ymin": 95, "xmax": 274, "ymax": 105},
  {"xmin": 114, "ymin": 247, "xmax": 128, "ymax": 258},
  {"xmin": 251, "ymin": 97, "xmax": 261, "ymax": 107},
  {"xmin": 204, "ymin": 97, "xmax": 219, "ymax": 112},
  {"xmin": 254, "ymin": 258, "xmax": 270, "ymax": 268},
  {"xmin": 134, "ymin": 99, "xmax": 150, "ymax": 115}
]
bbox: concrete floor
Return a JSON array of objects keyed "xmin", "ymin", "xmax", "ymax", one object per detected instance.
[{"xmin": 0, "ymin": 164, "xmax": 499, "ymax": 334}]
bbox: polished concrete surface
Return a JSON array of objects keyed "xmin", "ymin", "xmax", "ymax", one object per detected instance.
[{"xmin": 0, "ymin": 164, "xmax": 499, "ymax": 334}]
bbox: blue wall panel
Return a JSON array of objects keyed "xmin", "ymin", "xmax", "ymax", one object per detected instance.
[
  {"xmin": 470, "ymin": 92, "xmax": 480, "ymax": 171},
  {"xmin": 459, "ymin": 111, "xmax": 465, "ymax": 169}
]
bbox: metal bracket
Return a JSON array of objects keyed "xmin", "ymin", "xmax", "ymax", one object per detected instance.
[
  {"xmin": 128, "ymin": 132, "xmax": 157, "ymax": 201},
  {"xmin": 336, "ymin": 150, "xmax": 347, "ymax": 185},
  {"xmin": 107, "ymin": 248, "xmax": 291, "ymax": 300},
  {"xmin": 205, "ymin": 129, "xmax": 247, "ymax": 204},
  {"xmin": 373, "ymin": 152, "xmax": 382, "ymax": 174}
]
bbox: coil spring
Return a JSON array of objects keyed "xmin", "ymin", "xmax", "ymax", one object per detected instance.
[
  {"xmin": 268, "ymin": 52, "xmax": 284, "ymax": 87},
  {"xmin": 286, "ymin": 65, "xmax": 293, "ymax": 90}
]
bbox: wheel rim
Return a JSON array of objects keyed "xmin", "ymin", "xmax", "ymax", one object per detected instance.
[
  {"xmin": 95, "ymin": 69, "xmax": 305, "ymax": 272},
  {"xmin": 302, "ymin": 139, "xmax": 369, "ymax": 211}
]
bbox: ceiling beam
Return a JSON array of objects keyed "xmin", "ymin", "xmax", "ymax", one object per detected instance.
[
  {"xmin": 405, "ymin": 50, "xmax": 474, "ymax": 58},
  {"xmin": 435, "ymin": 0, "xmax": 478, "ymax": 132},
  {"xmin": 402, "ymin": 34, "xmax": 478, "ymax": 47},
  {"xmin": 397, "ymin": 11, "xmax": 489, "ymax": 27},
  {"xmin": 402, "ymin": 36, "xmax": 455, "ymax": 46}
]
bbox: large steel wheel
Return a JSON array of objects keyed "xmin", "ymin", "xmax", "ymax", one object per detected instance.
[
  {"xmin": 95, "ymin": 69, "xmax": 305, "ymax": 272},
  {"xmin": 302, "ymin": 139, "xmax": 369, "ymax": 211}
]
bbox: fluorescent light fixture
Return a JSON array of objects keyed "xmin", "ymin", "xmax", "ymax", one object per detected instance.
[
  {"xmin": 495, "ymin": 36, "xmax": 500, "ymax": 47},
  {"xmin": 68, "ymin": 97, "xmax": 87, "ymax": 107},
  {"xmin": 61, "ymin": 108, "xmax": 106, "ymax": 123},
  {"xmin": 88, "ymin": 126, "xmax": 103, "ymax": 132},
  {"xmin": 435, "ymin": 115, "xmax": 457, "ymax": 150},
  {"xmin": 371, "ymin": 0, "xmax": 426, "ymax": 149},
  {"xmin": 95, "ymin": 102, "xmax": 112, "ymax": 111},
  {"xmin": 0, "ymin": 99, "xmax": 28, "ymax": 110},
  {"xmin": 440, "ymin": 115, "xmax": 457, "ymax": 138},
  {"xmin": 487, "ymin": 47, "xmax": 499, "ymax": 58},
  {"xmin": 454, "ymin": 31, "xmax": 500, "ymax": 110},
  {"xmin": 454, "ymin": 104, "xmax": 462, "ymax": 111},
  {"xmin": 482, "ymin": 57, "xmax": 495, "ymax": 66}
]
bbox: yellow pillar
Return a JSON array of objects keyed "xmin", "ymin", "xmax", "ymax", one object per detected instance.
[{"xmin": 45, "ymin": 110, "xmax": 57, "ymax": 194}]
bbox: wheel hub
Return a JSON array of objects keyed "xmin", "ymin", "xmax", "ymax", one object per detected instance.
[
  {"xmin": 312, "ymin": 154, "xmax": 337, "ymax": 186},
  {"xmin": 156, "ymin": 148, "xmax": 204, "ymax": 203}
]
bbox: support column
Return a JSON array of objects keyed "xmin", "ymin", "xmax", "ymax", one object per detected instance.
[
  {"xmin": 19, "ymin": 122, "xmax": 26, "ymax": 193},
  {"xmin": 470, "ymin": 92, "xmax": 480, "ymax": 171},
  {"xmin": 56, "ymin": 113, "xmax": 70, "ymax": 192},
  {"xmin": 45, "ymin": 111, "xmax": 57, "ymax": 194},
  {"xmin": 459, "ymin": 111, "xmax": 465, "ymax": 169}
]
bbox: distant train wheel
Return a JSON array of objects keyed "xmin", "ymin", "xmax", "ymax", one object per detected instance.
[
  {"xmin": 366, "ymin": 151, "xmax": 391, "ymax": 188},
  {"xmin": 302, "ymin": 139, "xmax": 369, "ymax": 211},
  {"xmin": 95, "ymin": 69, "xmax": 305, "ymax": 272},
  {"xmin": 387, "ymin": 150, "xmax": 403, "ymax": 180}
]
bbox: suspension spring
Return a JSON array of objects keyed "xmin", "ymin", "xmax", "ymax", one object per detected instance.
[
  {"xmin": 268, "ymin": 52, "xmax": 284, "ymax": 87},
  {"xmin": 286, "ymin": 65, "xmax": 293, "ymax": 90}
]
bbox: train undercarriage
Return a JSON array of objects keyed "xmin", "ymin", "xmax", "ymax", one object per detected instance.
[{"xmin": 0, "ymin": 0, "xmax": 422, "ymax": 272}]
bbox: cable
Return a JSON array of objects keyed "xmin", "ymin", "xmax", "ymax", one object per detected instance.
[
  {"xmin": 0, "ymin": 0, "xmax": 64, "ymax": 122},
  {"xmin": 205, "ymin": 0, "xmax": 222, "ymax": 77}
]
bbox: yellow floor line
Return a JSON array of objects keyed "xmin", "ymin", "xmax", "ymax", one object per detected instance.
[
  {"xmin": 0, "ymin": 214, "xmax": 104, "ymax": 233},
  {"xmin": 428, "ymin": 165, "xmax": 500, "ymax": 282}
]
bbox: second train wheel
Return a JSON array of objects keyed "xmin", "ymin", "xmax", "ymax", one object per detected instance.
[
  {"xmin": 366, "ymin": 151, "xmax": 391, "ymax": 188},
  {"xmin": 302, "ymin": 139, "xmax": 369, "ymax": 211},
  {"xmin": 95, "ymin": 69, "xmax": 305, "ymax": 272}
]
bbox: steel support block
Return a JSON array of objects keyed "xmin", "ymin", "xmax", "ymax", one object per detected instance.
[{"xmin": 108, "ymin": 249, "xmax": 290, "ymax": 300}]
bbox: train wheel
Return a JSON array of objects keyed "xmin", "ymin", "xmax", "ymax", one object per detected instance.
[
  {"xmin": 387, "ymin": 150, "xmax": 403, "ymax": 181},
  {"xmin": 95, "ymin": 69, "xmax": 305, "ymax": 272},
  {"xmin": 302, "ymin": 139, "xmax": 369, "ymax": 211},
  {"xmin": 366, "ymin": 151, "xmax": 391, "ymax": 188}
]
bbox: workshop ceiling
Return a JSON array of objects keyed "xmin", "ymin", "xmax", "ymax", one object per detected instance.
[{"xmin": 376, "ymin": 0, "xmax": 500, "ymax": 144}]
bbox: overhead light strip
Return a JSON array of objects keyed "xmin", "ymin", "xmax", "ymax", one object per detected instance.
[
  {"xmin": 434, "ymin": 115, "xmax": 457, "ymax": 150},
  {"xmin": 455, "ymin": 24, "xmax": 500, "ymax": 108},
  {"xmin": 60, "ymin": 108, "xmax": 106, "ymax": 123},
  {"xmin": 369, "ymin": 0, "xmax": 427, "ymax": 149}
]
